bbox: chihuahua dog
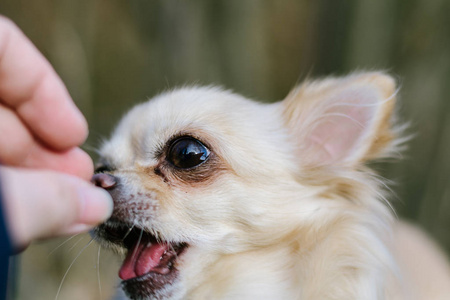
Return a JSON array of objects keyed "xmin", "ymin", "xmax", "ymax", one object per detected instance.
[{"xmin": 93, "ymin": 72, "xmax": 450, "ymax": 300}]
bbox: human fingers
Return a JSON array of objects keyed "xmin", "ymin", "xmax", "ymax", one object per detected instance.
[
  {"xmin": 23, "ymin": 145, "xmax": 94, "ymax": 181},
  {"xmin": 0, "ymin": 166, "xmax": 113, "ymax": 249},
  {"xmin": 0, "ymin": 16, "xmax": 88, "ymax": 150},
  {"xmin": 0, "ymin": 101, "xmax": 93, "ymax": 179},
  {"xmin": 0, "ymin": 102, "xmax": 34, "ymax": 165}
]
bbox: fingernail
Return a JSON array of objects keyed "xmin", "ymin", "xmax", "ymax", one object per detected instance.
[
  {"xmin": 78, "ymin": 187, "xmax": 113, "ymax": 225},
  {"xmin": 64, "ymin": 224, "xmax": 94, "ymax": 235}
]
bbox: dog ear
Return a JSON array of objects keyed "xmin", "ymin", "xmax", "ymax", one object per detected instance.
[{"xmin": 281, "ymin": 72, "xmax": 398, "ymax": 168}]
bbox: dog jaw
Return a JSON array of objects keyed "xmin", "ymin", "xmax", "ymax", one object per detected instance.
[{"xmin": 94, "ymin": 73, "xmax": 404, "ymax": 299}]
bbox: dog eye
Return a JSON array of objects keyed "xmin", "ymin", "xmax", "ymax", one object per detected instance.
[{"xmin": 167, "ymin": 137, "xmax": 210, "ymax": 169}]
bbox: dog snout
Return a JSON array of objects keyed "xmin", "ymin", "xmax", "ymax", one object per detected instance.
[{"xmin": 91, "ymin": 173, "xmax": 118, "ymax": 189}]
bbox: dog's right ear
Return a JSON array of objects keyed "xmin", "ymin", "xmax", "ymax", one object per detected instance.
[{"xmin": 281, "ymin": 72, "xmax": 398, "ymax": 169}]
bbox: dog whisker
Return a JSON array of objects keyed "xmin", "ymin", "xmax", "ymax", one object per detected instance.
[
  {"xmin": 122, "ymin": 223, "xmax": 136, "ymax": 241},
  {"xmin": 97, "ymin": 245, "xmax": 102, "ymax": 300},
  {"xmin": 55, "ymin": 239, "xmax": 94, "ymax": 300},
  {"xmin": 67, "ymin": 235, "xmax": 86, "ymax": 253},
  {"xmin": 130, "ymin": 228, "xmax": 144, "ymax": 262},
  {"xmin": 47, "ymin": 233, "xmax": 80, "ymax": 257},
  {"xmin": 80, "ymin": 143, "xmax": 100, "ymax": 154}
]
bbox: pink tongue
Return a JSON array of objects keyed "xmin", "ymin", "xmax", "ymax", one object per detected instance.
[{"xmin": 119, "ymin": 242, "xmax": 170, "ymax": 280}]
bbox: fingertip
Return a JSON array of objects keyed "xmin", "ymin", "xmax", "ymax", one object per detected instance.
[
  {"xmin": 75, "ymin": 108, "xmax": 89, "ymax": 145},
  {"xmin": 0, "ymin": 167, "xmax": 112, "ymax": 246},
  {"xmin": 68, "ymin": 147, "xmax": 94, "ymax": 180},
  {"xmin": 17, "ymin": 74, "xmax": 90, "ymax": 150},
  {"xmin": 62, "ymin": 224, "xmax": 95, "ymax": 236},
  {"xmin": 47, "ymin": 85, "xmax": 90, "ymax": 148},
  {"xmin": 78, "ymin": 187, "xmax": 114, "ymax": 225},
  {"xmin": 0, "ymin": 19, "xmax": 89, "ymax": 151},
  {"xmin": 23, "ymin": 145, "xmax": 94, "ymax": 180}
]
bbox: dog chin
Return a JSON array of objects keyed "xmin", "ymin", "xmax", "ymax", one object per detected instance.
[
  {"xmin": 95, "ymin": 224, "xmax": 221, "ymax": 300},
  {"xmin": 94, "ymin": 220, "xmax": 190, "ymax": 300}
]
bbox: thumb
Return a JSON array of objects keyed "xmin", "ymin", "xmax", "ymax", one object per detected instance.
[{"xmin": 0, "ymin": 166, "xmax": 113, "ymax": 250}]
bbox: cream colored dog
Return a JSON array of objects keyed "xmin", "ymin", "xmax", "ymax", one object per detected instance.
[{"xmin": 93, "ymin": 72, "xmax": 450, "ymax": 300}]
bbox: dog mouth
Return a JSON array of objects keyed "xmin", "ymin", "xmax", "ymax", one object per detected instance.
[{"xmin": 95, "ymin": 220, "xmax": 188, "ymax": 284}]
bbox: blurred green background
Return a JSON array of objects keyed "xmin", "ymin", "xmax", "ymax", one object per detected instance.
[{"xmin": 1, "ymin": 0, "xmax": 449, "ymax": 299}]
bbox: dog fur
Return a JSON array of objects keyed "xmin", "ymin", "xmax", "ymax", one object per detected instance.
[{"xmin": 94, "ymin": 72, "xmax": 450, "ymax": 299}]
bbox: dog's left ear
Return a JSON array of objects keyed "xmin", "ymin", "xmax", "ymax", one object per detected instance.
[{"xmin": 281, "ymin": 72, "xmax": 398, "ymax": 168}]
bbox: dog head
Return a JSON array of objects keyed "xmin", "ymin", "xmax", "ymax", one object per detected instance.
[{"xmin": 93, "ymin": 72, "xmax": 399, "ymax": 299}]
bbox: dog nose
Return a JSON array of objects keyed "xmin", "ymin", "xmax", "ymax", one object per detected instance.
[{"xmin": 91, "ymin": 173, "xmax": 118, "ymax": 189}]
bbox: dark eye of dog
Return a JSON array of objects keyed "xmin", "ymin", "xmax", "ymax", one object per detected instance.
[{"xmin": 167, "ymin": 137, "xmax": 210, "ymax": 169}]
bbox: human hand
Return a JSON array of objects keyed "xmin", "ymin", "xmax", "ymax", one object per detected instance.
[{"xmin": 0, "ymin": 17, "xmax": 112, "ymax": 250}]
